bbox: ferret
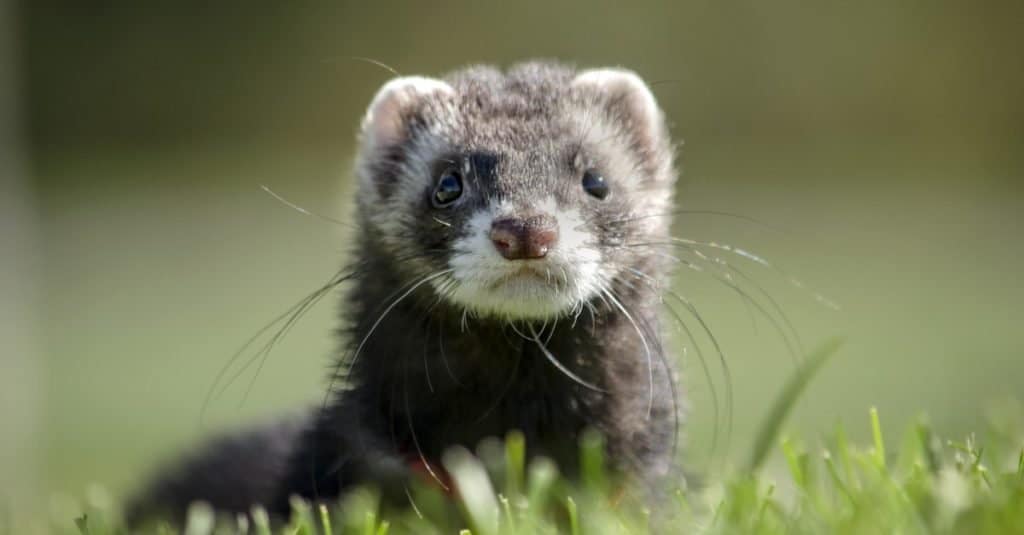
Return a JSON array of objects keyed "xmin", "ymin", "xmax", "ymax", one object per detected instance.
[{"xmin": 127, "ymin": 60, "xmax": 681, "ymax": 525}]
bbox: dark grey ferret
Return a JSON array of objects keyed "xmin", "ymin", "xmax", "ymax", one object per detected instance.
[{"xmin": 128, "ymin": 61, "xmax": 682, "ymax": 525}]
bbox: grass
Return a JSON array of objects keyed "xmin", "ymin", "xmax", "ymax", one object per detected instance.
[
  {"xmin": 47, "ymin": 340, "xmax": 1024, "ymax": 534},
  {"xmin": 57, "ymin": 410, "xmax": 1024, "ymax": 535}
]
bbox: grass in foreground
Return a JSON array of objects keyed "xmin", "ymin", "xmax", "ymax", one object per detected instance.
[
  {"xmin": 53, "ymin": 341, "xmax": 1024, "ymax": 534},
  {"xmin": 59, "ymin": 410, "xmax": 1024, "ymax": 535}
]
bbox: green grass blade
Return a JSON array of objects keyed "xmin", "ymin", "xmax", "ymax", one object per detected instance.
[
  {"xmin": 526, "ymin": 458, "xmax": 558, "ymax": 511},
  {"xmin": 870, "ymin": 406, "xmax": 886, "ymax": 468},
  {"xmin": 318, "ymin": 504, "xmax": 332, "ymax": 535},
  {"xmin": 498, "ymin": 494, "xmax": 516, "ymax": 533},
  {"xmin": 74, "ymin": 515, "xmax": 89, "ymax": 535},
  {"xmin": 183, "ymin": 503, "xmax": 215, "ymax": 535},
  {"xmin": 505, "ymin": 430, "xmax": 526, "ymax": 498},
  {"xmin": 566, "ymin": 496, "xmax": 580, "ymax": 535},
  {"xmin": 444, "ymin": 446, "xmax": 500, "ymax": 535},
  {"xmin": 363, "ymin": 510, "xmax": 376, "ymax": 535},
  {"xmin": 781, "ymin": 437, "xmax": 807, "ymax": 489},
  {"xmin": 250, "ymin": 506, "xmax": 272, "ymax": 535},
  {"xmin": 580, "ymin": 428, "xmax": 607, "ymax": 493},
  {"xmin": 746, "ymin": 337, "xmax": 844, "ymax": 472}
]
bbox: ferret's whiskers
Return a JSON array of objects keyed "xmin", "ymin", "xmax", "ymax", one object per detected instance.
[
  {"xmin": 662, "ymin": 286, "xmax": 735, "ymax": 458},
  {"xmin": 601, "ymin": 286, "xmax": 655, "ymax": 418},
  {"xmin": 707, "ymin": 263, "xmax": 803, "ymax": 363},
  {"xmin": 421, "ymin": 316, "xmax": 435, "ymax": 394},
  {"xmin": 724, "ymin": 261, "xmax": 807, "ymax": 355},
  {"xmin": 632, "ymin": 240, "xmax": 807, "ymax": 364},
  {"xmin": 347, "ymin": 56, "xmax": 402, "ymax": 77},
  {"xmin": 236, "ymin": 279, "xmax": 333, "ymax": 408},
  {"xmin": 260, "ymin": 185, "xmax": 354, "ymax": 229},
  {"xmin": 403, "ymin": 360, "xmax": 449, "ymax": 491},
  {"xmin": 616, "ymin": 271, "xmax": 684, "ymax": 460},
  {"xmin": 507, "ymin": 321, "xmax": 531, "ymax": 342},
  {"xmin": 528, "ymin": 325, "xmax": 606, "ymax": 393},
  {"xmin": 205, "ymin": 251, "xmax": 445, "ymax": 419},
  {"xmin": 543, "ymin": 320, "xmax": 557, "ymax": 346},
  {"xmin": 349, "ymin": 269, "xmax": 453, "ymax": 371},
  {"xmin": 681, "ymin": 244, "xmax": 801, "ymax": 364},
  {"xmin": 323, "ymin": 269, "xmax": 453, "ymax": 408},
  {"xmin": 673, "ymin": 237, "xmax": 840, "ymax": 310},
  {"xmin": 201, "ymin": 266, "xmax": 353, "ymax": 423},
  {"xmin": 598, "ymin": 209, "xmax": 784, "ymax": 233},
  {"xmin": 472, "ymin": 348, "xmax": 522, "ymax": 424},
  {"xmin": 437, "ymin": 320, "xmax": 463, "ymax": 387},
  {"xmin": 404, "ymin": 487, "xmax": 424, "ymax": 520},
  {"xmin": 625, "ymin": 269, "xmax": 720, "ymax": 458},
  {"xmin": 620, "ymin": 236, "xmax": 838, "ymax": 310}
]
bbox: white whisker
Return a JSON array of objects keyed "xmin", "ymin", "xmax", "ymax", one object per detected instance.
[
  {"xmin": 601, "ymin": 287, "xmax": 655, "ymax": 418},
  {"xmin": 528, "ymin": 325, "xmax": 606, "ymax": 393},
  {"xmin": 347, "ymin": 270, "xmax": 454, "ymax": 376}
]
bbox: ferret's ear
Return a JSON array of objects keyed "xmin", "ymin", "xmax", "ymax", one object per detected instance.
[
  {"xmin": 572, "ymin": 69, "xmax": 666, "ymax": 153},
  {"xmin": 361, "ymin": 76, "xmax": 454, "ymax": 152}
]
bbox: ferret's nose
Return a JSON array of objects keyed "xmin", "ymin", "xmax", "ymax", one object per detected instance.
[{"xmin": 489, "ymin": 215, "xmax": 559, "ymax": 260}]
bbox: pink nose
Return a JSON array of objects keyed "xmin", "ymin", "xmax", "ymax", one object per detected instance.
[{"xmin": 489, "ymin": 215, "xmax": 559, "ymax": 260}]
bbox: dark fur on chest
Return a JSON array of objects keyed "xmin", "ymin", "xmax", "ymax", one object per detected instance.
[{"xmin": 271, "ymin": 253, "xmax": 677, "ymax": 512}]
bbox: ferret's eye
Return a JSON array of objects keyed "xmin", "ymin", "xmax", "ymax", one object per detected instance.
[
  {"xmin": 581, "ymin": 169, "xmax": 609, "ymax": 200},
  {"xmin": 432, "ymin": 169, "xmax": 463, "ymax": 207}
]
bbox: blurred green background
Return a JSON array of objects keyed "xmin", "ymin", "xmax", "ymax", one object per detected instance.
[{"xmin": 3, "ymin": 0, "xmax": 1023, "ymax": 524}]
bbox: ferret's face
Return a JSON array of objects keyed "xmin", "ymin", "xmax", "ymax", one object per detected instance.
[{"xmin": 356, "ymin": 65, "xmax": 675, "ymax": 321}]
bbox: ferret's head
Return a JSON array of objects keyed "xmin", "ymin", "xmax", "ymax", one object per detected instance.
[{"xmin": 354, "ymin": 62, "xmax": 676, "ymax": 321}]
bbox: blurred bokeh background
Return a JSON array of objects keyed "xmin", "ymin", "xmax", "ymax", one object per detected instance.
[{"xmin": 3, "ymin": 0, "xmax": 1022, "ymax": 526}]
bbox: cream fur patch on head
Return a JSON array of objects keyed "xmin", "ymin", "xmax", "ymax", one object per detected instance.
[
  {"xmin": 571, "ymin": 68, "xmax": 661, "ymax": 135},
  {"xmin": 361, "ymin": 76, "xmax": 454, "ymax": 152}
]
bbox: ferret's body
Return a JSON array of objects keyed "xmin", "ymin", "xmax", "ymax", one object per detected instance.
[{"xmin": 129, "ymin": 61, "xmax": 681, "ymax": 524}]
